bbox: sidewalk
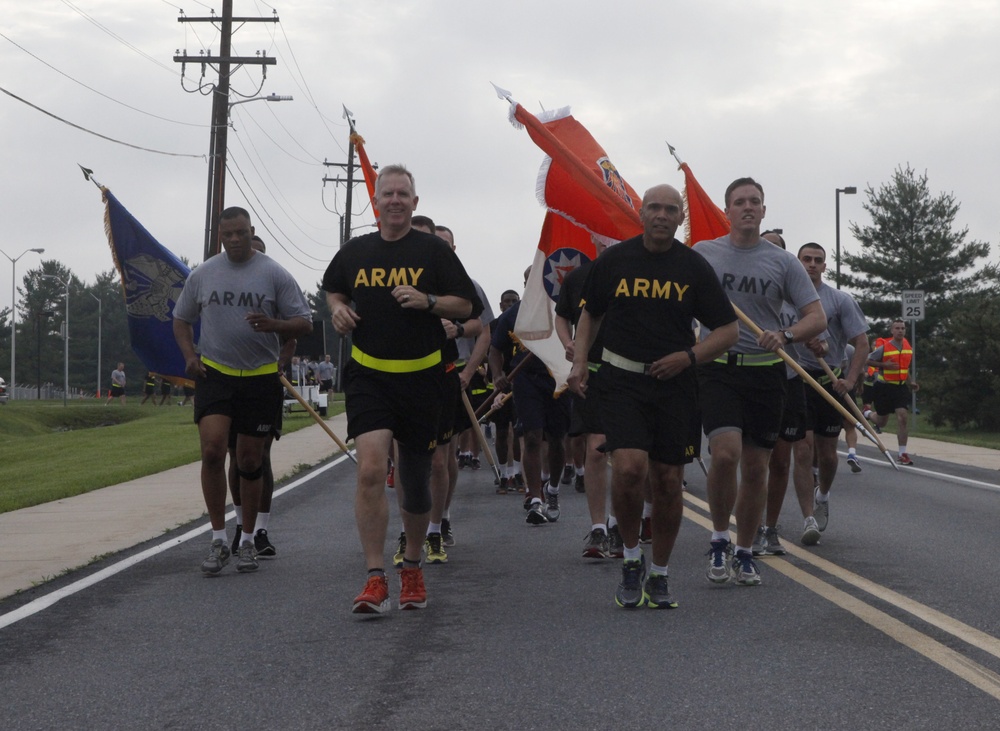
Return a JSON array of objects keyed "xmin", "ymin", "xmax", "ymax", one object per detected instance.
[
  {"xmin": 0, "ymin": 413, "xmax": 351, "ymax": 600},
  {"xmin": 1, "ymin": 417, "xmax": 996, "ymax": 600}
]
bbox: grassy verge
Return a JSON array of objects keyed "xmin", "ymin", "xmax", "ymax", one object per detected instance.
[{"xmin": 0, "ymin": 396, "xmax": 345, "ymax": 514}]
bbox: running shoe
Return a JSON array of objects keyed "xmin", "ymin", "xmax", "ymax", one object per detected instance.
[
  {"xmin": 471, "ymin": 456, "xmax": 481, "ymax": 470},
  {"xmin": 751, "ymin": 526, "xmax": 768, "ymax": 556},
  {"xmin": 639, "ymin": 517, "xmax": 652, "ymax": 544},
  {"xmin": 582, "ymin": 528, "xmax": 609, "ymax": 559},
  {"xmin": 801, "ymin": 517, "xmax": 821, "ymax": 546},
  {"xmin": 458, "ymin": 453, "xmax": 471, "ymax": 469},
  {"xmin": 643, "ymin": 573, "xmax": 678, "ymax": 609},
  {"xmin": 497, "ymin": 477, "xmax": 509, "ymax": 495},
  {"xmin": 523, "ymin": 494, "xmax": 533, "ymax": 511},
  {"xmin": 392, "ymin": 532, "xmax": 406, "ymax": 568},
  {"xmin": 441, "ymin": 518, "xmax": 455, "ymax": 547},
  {"xmin": 352, "ymin": 574, "xmax": 390, "ymax": 614},
  {"xmin": 424, "ymin": 532, "xmax": 448, "ymax": 564},
  {"xmin": 526, "ymin": 501, "xmax": 549, "ymax": 525},
  {"xmin": 236, "ymin": 543, "xmax": 259, "ymax": 573},
  {"xmin": 231, "ymin": 525, "xmax": 242, "ymax": 557},
  {"xmin": 201, "ymin": 538, "xmax": 231, "ymax": 575},
  {"xmin": 561, "ymin": 465, "xmax": 574, "ymax": 485},
  {"xmin": 386, "ymin": 465, "xmax": 395, "ymax": 489},
  {"xmin": 513, "ymin": 473, "xmax": 526, "ymax": 493},
  {"xmin": 615, "ymin": 556, "xmax": 647, "ymax": 608},
  {"xmin": 814, "ymin": 488, "xmax": 829, "ymax": 532},
  {"xmin": 545, "ymin": 490, "xmax": 560, "ymax": 522},
  {"xmin": 607, "ymin": 524, "xmax": 625, "ymax": 558},
  {"xmin": 847, "ymin": 455, "xmax": 862, "ymax": 473},
  {"xmin": 574, "ymin": 473, "xmax": 585, "ymax": 493},
  {"xmin": 254, "ymin": 529, "xmax": 276, "ymax": 558},
  {"xmin": 763, "ymin": 527, "xmax": 786, "ymax": 556},
  {"xmin": 898, "ymin": 454, "xmax": 914, "ymax": 466},
  {"xmin": 706, "ymin": 538, "xmax": 734, "ymax": 584},
  {"xmin": 398, "ymin": 567, "xmax": 427, "ymax": 610},
  {"xmin": 731, "ymin": 549, "xmax": 761, "ymax": 586}
]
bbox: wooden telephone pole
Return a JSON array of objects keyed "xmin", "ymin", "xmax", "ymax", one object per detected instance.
[{"xmin": 173, "ymin": 1, "xmax": 278, "ymax": 260}]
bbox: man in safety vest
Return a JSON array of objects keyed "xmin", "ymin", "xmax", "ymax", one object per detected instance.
[{"xmin": 865, "ymin": 319, "xmax": 919, "ymax": 465}]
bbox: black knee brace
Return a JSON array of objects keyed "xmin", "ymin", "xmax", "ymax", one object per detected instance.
[
  {"xmin": 396, "ymin": 443, "xmax": 433, "ymax": 514},
  {"xmin": 237, "ymin": 464, "xmax": 264, "ymax": 481}
]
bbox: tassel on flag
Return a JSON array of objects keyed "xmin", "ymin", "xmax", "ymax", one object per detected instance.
[{"xmin": 667, "ymin": 144, "xmax": 731, "ymax": 244}]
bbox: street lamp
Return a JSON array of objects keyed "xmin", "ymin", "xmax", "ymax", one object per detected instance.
[
  {"xmin": 835, "ymin": 186, "xmax": 857, "ymax": 289},
  {"xmin": 203, "ymin": 93, "xmax": 293, "ymax": 259},
  {"xmin": 40, "ymin": 274, "xmax": 68, "ymax": 407},
  {"xmin": 0, "ymin": 247, "xmax": 45, "ymax": 399},
  {"xmin": 36, "ymin": 310, "xmax": 53, "ymax": 400},
  {"xmin": 87, "ymin": 292, "xmax": 102, "ymax": 399}
]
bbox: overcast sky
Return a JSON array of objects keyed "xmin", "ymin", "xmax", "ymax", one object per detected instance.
[{"xmin": 2, "ymin": 0, "xmax": 998, "ymax": 325}]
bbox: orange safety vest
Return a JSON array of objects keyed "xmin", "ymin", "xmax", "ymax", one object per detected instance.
[
  {"xmin": 880, "ymin": 338, "xmax": 912, "ymax": 383},
  {"xmin": 865, "ymin": 337, "xmax": 886, "ymax": 384}
]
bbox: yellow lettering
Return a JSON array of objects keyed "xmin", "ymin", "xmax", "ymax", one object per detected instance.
[
  {"xmin": 651, "ymin": 280, "xmax": 671, "ymax": 299},
  {"xmin": 354, "ymin": 270, "xmax": 370, "ymax": 287},
  {"xmin": 633, "ymin": 279, "xmax": 650, "ymax": 297},
  {"xmin": 408, "ymin": 268, "xmax": 424, "ymax": 285},
  {"xmin": 370, "ymin": 268, "xmax": 386, "ymax": 287},
  {"xmin": 386, "ymin": 269, "xmax": 407, "ymax": 287},
  {"xmin": 615, "ymin": 279, "xmax": 630, "ymax": 297},
  {"xmin": 674, "ymin": 283, "xmax": 689, "ymax": 301}
]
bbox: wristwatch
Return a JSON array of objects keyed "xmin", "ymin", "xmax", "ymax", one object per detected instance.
[
  {"xmin": 425, "ymin": 293, "xmax": 438, "ymax": 312},
  {"xmin": 782, "ymin": 330, "xmax": 794, "ymax": 344}
]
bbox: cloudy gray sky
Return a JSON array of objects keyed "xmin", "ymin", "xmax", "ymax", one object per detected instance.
[{"xmin": 2, "ymin": 0, "xmax": 998, "ymax": 321}]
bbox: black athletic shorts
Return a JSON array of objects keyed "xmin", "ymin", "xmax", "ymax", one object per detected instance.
[
  {"xmin": 778, "ymin": 376, "xmax": 807, "ymax": 443},
  {"xmin": 110, "ymin": 384, "xmax": 125, "ymax": 397},
  {"xmin": 512, "ymin": 369, "xmax": 570, "ymax": 439},
  {"xmin": 489, "ymin": 390, "xmax": 517, "ymax": 429},
  {"xmin": 804, "ymin": 370, "xmax": 845, "ymax": 438},
  {"xmin": 599, "ymin": 365, "xmax": 699, "ymax": 465},
  {"xmin": 437, "ymin": 366, "xmax": 461, "ymax": 445},
  {"xmin": 160, "ymin": 380, "xmax": 171, "ymax": 396},
  {"xmin": 568, "ymin": 366, "xmax": 605, "ymax": 437},
  {"xmin": 195, "ymin": 366, "xmax": 283, "ymax": 438},
  {"xmin": 699, "ymin": 361, "xmax": 785, "ymax": 450},
  {"xmin": 343, "ymin": 359, "xmax": 446, "ymax": 453},
  {"xmin": 873, "ymin": 381, "xmax": 911, "ymax": 416}
]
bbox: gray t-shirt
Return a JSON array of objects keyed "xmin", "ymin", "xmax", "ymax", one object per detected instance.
[
  {"xmin": 693, "ymin": 235, "xmax": 819, "ymax": 355},
  {"xmin": 456, "ymin": 279, "xmax": 495, "ymax": 362},
  {"xmin": 316, "ymin": 360, "xmax": 335, "ymax": 380},
  {"xmin": 173, "ymin": 251, "xmax": 312, "ymax": 371},
  {"xmin": 111, "ymin": 369, "xmax": 126, "ymax": 387},
  {"xmin": 797, "ymin": 282, "xmax": 868, "ymax": 371}
]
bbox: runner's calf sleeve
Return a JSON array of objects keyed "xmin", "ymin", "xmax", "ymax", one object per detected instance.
[{"xmin": 397, "ymin": 443, "xmax": 433, "ymax": 514}]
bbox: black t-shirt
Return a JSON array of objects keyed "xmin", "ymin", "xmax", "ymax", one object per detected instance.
[
  {"xmin": 555, "ymin": 259, "xmax": 604, "ymax": 364},
  {"xmin": 582, "ymin": 236, "xmax": 736, "ymax": 362},
  {"xmin": 322, "ymin": 229, "xmax": 479, "ymax": 361},
  {"xmin": 490, "ymin": 300, "xmax": 549, "ymax": 378}
]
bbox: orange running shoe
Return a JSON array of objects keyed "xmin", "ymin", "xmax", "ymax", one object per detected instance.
[
  {"xmin": 398, "ymin": 566, "xmax": 427, "ymax": 610},
  {"xmin": 386, "ymin": 464, "xmax": 395, "ymax": 489},
  {"xmin": 352, "ymin": 574, "xmax": 390, "ymax": 614}
]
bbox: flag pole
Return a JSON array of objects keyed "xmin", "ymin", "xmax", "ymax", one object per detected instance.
[
  {"xmin": 280, "ymin": 375, "xmax": 356, "ymax": 464},
  {"xmin": 731, "ymin": 305, "xmax": 898, "ymax": 470},
  {"xmin": 462, "ymin": 391, "xmax": 500, "ymax": 482},
  {"xmin": 816, "ymin": 356, "xmax": 897, "ymax": 467}
]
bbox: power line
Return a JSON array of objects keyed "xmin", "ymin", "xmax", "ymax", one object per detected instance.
[
  {"xmin": 0, "ymin": 85, "xmax": 203, "ymax": 159},
  {"xmin": 0, "ymin": 32, "xmax": 208, "ymax": 128},
  {"xmin": 58, "ymin": 0, "xmax": 177, "ymax": 76}
]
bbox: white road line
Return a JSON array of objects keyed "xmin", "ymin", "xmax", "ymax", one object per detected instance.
[{"xmin": 0, "ymin": 453, "xmax": 353, "ymax": 630}]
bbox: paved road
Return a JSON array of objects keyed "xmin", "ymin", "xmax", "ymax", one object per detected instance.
[{"xmin": 2, "ymin": 446, "xmax": 1000, "ymax": 729}]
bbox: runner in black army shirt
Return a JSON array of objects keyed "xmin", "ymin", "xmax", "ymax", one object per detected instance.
[
  {"xmin": 569, "ymin": 184, "xmax": 738, "ymax": 609},
  {"xmin": 322, "ymin": 165, "xmax": 478, "ymax": 614}
]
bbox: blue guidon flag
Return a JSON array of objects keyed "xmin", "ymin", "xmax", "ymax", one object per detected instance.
[{"xmin": 102, "ymin": 188, "xmax": 196, "ymax": 386}]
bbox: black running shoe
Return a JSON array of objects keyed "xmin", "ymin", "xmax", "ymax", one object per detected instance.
[
  {"xmin": 254, "ymin": 529, "xmax": 276, "ymax": 558},
  {"xmin": 615, "ymin": 556, "xmax": 647, "ymax": 608}
]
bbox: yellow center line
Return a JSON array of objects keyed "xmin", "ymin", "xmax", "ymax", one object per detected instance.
[{"xmin": 682, "ymin": 494, "xmax": 1000, "ymax": 699}]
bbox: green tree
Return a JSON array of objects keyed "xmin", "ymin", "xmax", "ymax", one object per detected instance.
[{"xmin": 840, "ymin": 165, "xmax": 996, "ymax": 342}]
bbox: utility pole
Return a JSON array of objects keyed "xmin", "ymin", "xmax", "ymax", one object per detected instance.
[
  {"xmin": 173, "ymin": 1, "xmax": 278, "ymax": 260},
  {"xmin": 322, "ymin": 145, "xmax": 357, "ymax": 246}
]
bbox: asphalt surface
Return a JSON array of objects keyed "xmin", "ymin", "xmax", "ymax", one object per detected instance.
[{"xmin": 2, "ymin": 437, "xmax": 1000, "ymax": 729}]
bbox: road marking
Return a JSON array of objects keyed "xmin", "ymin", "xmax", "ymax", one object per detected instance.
[
  {"xmin": 852, "ymin": 451, "xmax": 1000, "ymax": 493},
  {"xmin": 0, "ymin": 453, "xmax": 353, "ymax": 630},
  {"xmin": 683, "ymin": 495, "xmax": 1000, "ymax": 699}
]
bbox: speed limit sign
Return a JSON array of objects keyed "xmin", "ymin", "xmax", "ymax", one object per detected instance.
[{"xmin": 902, "ymin": 290, "xmax": 925, "ymax": 321}]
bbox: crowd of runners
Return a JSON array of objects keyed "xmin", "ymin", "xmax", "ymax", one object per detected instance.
[{"xmin": 173, "ymin": 165, "xmax": 919, "ymax": 614}]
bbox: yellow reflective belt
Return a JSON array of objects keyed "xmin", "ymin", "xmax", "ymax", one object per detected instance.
[
  {"xmin": 201, "ymin": 357, "xmax": 278, "ymax": 377},
  {"xmin": 351, "ymin": 345, "xmax": 442, "ymax": 373}
]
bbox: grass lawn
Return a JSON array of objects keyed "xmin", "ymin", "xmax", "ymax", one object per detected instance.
[{"xmin": 0, "ymin": 396, "xmax": 345, "ymax": 514}]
